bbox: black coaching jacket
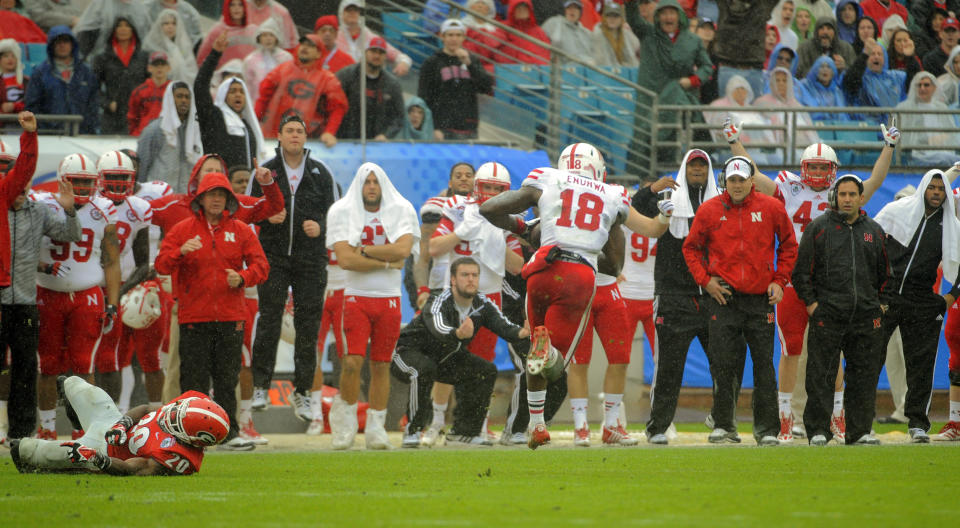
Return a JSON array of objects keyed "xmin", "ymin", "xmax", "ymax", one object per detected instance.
[{"xmin": 397, "ymin": 289, "xmax": 525, "ymax": 363}]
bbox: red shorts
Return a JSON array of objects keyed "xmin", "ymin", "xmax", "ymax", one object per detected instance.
[
  {"xmin": 624, "ymin": 298, "xmax": 656, "ymax": 354},
  {"xmin": 342, "ymin": 295, "xmax": 401, "ymax": 363},
  {"xmin": 242, "ymin": 297, "xmax": 258, "ymax": 368},
  {"xmin": 468, "ymin": 291, "xmax": 502, "ymax": 362},
  {"xmin": 776, "ymin": 285, "xmax": 808, "ymax": 357},
  {"xmin": 946, "ymin": 299, "xmax": 960, "ymax": 372},
  {"xmin": 37, "ymin": 285, "xmax": 104, "ymax": 376},
  {"xmin": 573, "ymin": 284, "xmax": 631, "ymax": 365},
  {"xmin": 526, "ymin": 260, "xmax": 596, "ymax": 364},
  {"xmin": 95, "ymin": 317, "xmax": 165, "ymax": 374},
  {"xmin": 318, "ymin": 289, "xmax": 345, "ymax": 357}
]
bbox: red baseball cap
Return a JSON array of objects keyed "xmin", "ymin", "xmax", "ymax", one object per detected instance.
[
  {"xmin": 944, "ymin": 17, "xmax": 960, "ymax": 31},
  {"xmin": 314, "ymin": 15, "xmax": 338, "ymax": 32},
  {"xmin": 687, "ymin": 149, "xmax": 709, "ymax": 164},
  {"xmin": 367, "ymin": 36, "xmax": 388, "ymax": 51}
]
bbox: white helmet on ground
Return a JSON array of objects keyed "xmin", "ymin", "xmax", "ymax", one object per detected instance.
[
  {"xmin": 558, "ymin": 142, "xmax": 606, "ymax": 181},
  {"xmin": 472, "ymin": 162, "xmax": 511, "ymax": 203},
  {"xmin": 799, "ymin": 143, "xmax": 838, "ymax": 189},
  {"xmin": 120, "ymin": 281, "xmax": 163, "ymax": 329},
  {"xmin": 97, "ymin": 150, "xmax": 137, "ymax": 201},
  {"xmin": 57, "ymin": 153, "xmax": 99, "ymax": 205}
]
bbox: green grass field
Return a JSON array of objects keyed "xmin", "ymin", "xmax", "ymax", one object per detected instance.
[{"xmin": 3, "ymin": 433, "xmax": 957, "ymax": 527}]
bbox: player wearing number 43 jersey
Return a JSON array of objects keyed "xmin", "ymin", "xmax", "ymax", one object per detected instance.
[
  {"xmin": 10, "ymin": 376, "xmax": 228, "ymax": 475},
  {"xmin": 481, "ymin": 142, "xmax": 673, "ymax": 449},
  {"xmin": 724, "ymin": 118, "xmax": 898, "ymax": 442},
  {"xmin": 33, "ymin": 153, "xmax": 123, "ymax": 441}
]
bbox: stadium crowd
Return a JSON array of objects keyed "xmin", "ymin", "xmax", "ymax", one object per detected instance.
[{"xmin": 0, "ymin": 1, "xmax": 959, "ymax": 472}]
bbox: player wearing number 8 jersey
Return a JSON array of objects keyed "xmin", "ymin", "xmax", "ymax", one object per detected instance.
[
  {"xmin": 481, "ymin": 142, "xmax": 672, "ymax": 449},
  {"xmin": 34, "ymin": 153, "xmax": 122, "ymax": 441},
  {"xmin": 724, "ymin": 118, "xmax": 898, "ymax": 442}
]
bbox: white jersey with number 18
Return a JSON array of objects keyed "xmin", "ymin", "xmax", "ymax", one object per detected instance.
[{"xmin": 521, "ymin": 167, "xmax": 630, "ymax": 268}]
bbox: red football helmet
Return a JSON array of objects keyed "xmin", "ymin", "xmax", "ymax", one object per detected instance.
[
  {"xmin": 472, "ymin": 162, "xmax": 511, "ymax": 204},
  {"xmin": 97, "ymin": 150, "xmax": 137, "ymax": 202},
  {"xmin": 799, "ymin": 143, "xmax": 838, "ymax": 189},
  {"xmin": 57, "ymin": 153, "xmax": 99, "ymax": 205},
  {"xmin": 158, "ymin": 397, "xmax": 230, "ymax": 447}
]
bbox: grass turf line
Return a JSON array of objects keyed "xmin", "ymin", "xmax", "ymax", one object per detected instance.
[{"xmin": 3, "ymin": 445, "xmax": 956, "ymax": 527}]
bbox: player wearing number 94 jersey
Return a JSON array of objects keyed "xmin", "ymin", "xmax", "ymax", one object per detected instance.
[
  {"xmin": 480, "ymin": 142, "xmax": 673, "ymax": 449},
  {"xmin": 724, "ymin": 118, "xmax": 898, "ymax": 441},
  {"xmin": 32, "ymin": 153, "xmax": 123, "ymax": 441}
]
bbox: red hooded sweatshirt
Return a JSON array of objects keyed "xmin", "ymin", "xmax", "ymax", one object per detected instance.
[
  {"xmin": 154, "ymin": 172, "xmax": 269, "ymax": 323},
  {"xmin": 495, "ymin": 0, "xmax": 551, "ymax": 65},
  {"xmin": 682, "ymin": 186, "xmax": 798, "ymax": 295},
  {"xmin": 150, "ymin": 154, "xmax": 284, "ymax": 233},
  {"xmin": 0, "ymin": 130, "xmax": 37, "ymax": 287}
]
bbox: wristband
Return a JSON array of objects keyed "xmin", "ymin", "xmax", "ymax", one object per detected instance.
[
  {"xmin": 513, "ymin": 217, "xmax": 527, "ymax": 235},
  {"xmin": 418, "ymin": 286, "xmax": 430, "ymax": 296},
  {"xmin": 657, "ymin": 213, "xmax": 670, "ymax": 225}
]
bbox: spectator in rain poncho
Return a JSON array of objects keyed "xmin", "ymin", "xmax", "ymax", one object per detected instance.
[
  {"xmin": 791, "ymin": 4, "xmax": 814, "ymax": 43},
  {"xmin": 853, "ymin": 15, "xmax": 879, "ymax": 55},
  {"xmin": 142, "ymin": 0, "xmax": 204, "ymax": 47},
  {"xmin": 591, "ymin": 1, "xmax": 639, "ymax": 67},
  {"xmin": 755, "ymin": 66, "xmax": 821, "ymax": 156},
  {"xmin": 768, "ymin": 0, "xmax": 799, "ymax": 50},
  {"xmin": 834, "ymin": 0, "xmax": 862, "ymax": 45},
  {"xmin": 398, "ymin": 96, "xmax": 435, "ymax": 140},
  {"xmin": 795, "ymin": 55, "xmax": 850, "ymax": 122},
  {"xmin": 843, "ymin": 40, "xmax": 906, "ymax": 125},
  {"xmin": 936, "ymin": 45, "xmax": 960, "ymax": 107},
  {"xmin": 896, "ymin": 71, "xmax": 960, "ymax": 166},
  {"xmin": 462, "ymin": 0, "xmax": 500, "ymax": 73},
  {"xmin": 74, "ymin": 0, "xmax": 150, "ymax": 60},
  {"xmin": 242, "ymin": 18, "xmax": 293, "ymax": 104},
  {"xmin": 196, "ymin": 0, "xmax": 258, "ymax": 69},
  {"xmin": 887, "ymin": 28, "xmax": 924, "ymax": 89},
  {"xmin": 542, "ymin": 0, "xmax": 594, "ymax": 64},
  {"xmin": 706, "ymin": 74, "xmax": 779, "ymax": 164},
  {"xmin": 142, "ymin": 9, "xmax": 198, "ymax": 85},
  {"xmin": 880, "ymin": 14, "xmax": 907, "ymax": 48},
  {"xmin": 763, "ymin": 43, "xmax": 797, "ymax": 94}
]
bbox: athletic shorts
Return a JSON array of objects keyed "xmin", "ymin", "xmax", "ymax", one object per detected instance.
[
  {"xmin": 573, "ymin": 283, "xmax": 631, "ymax": 365},
  {"xmin": 37, "ymin": 285, "xmax": 104, "ymax": 376},
  {"xmin": 946, "ymin": 298, "xmax": 960, "ymax": 372},
  {"xmin": 342, "ymin": 295, "xmax": 401, "ymax": 363},
  {"xmin": 526, "ymin": 260, "xmax": 596, "ymax": 364},
  {"xmin": 624, "ymin": 297, "xmax": 656, "ymax": 354},
  {"xmin": 318, "ymin": 289, "xmax": 345, "ymax": 358},
  {"xmin": 468, "ymin": 291, "xmax": 501, "ymax": 362},
  {"xmin": 776, "ymin": 285, "xmax": 808, "ymax": 357}
]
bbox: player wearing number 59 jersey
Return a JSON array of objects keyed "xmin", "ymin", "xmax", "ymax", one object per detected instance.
[
  {"xmin": 481, "ymin": 142, "xmax": 672, "ymax": 449},
  {"xmin": 34, "ymin": 153, "xmax": 122, "ymax": 441},
  {"xmin": 725, "ymin": 118, "xmax": 898, "ymax": 442}
]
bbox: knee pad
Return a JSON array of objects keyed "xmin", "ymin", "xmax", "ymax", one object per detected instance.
[{"xmin": 950, "ymin": 370, "xmax": 960, "ymax": 387}]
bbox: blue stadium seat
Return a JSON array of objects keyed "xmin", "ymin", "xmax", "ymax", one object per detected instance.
[
  {"xmin": 559, "ymin": 64, "xmax": 586, "ymax": 87},
  {"xmin": 381, "ymin": 11, "xmax": 434, "ymax": 68},
  {"xmin": 835, "ymin": 121, "xmax": 880, "ymax": 166},
  {"xmin": 595, "ymin": 87, "xmax": 635, "ymax": 115},
  {"xmin": 495, "ymin": 64, "xmax": 548, "ymax": 118},
  {"xmin": 21, "ymin": 43, "xmax": 47, "ymax": 77},
  {"xmin": 585, "ymin": 65, "xmax": 635, "ymax": 90}
]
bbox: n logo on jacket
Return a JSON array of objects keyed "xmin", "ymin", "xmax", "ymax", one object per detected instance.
[{"xmin": 224, "ymin": 232, "xmax": 236, "ymax": 242}]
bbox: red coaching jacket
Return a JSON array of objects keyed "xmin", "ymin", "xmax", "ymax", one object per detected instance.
[
  {"xmin": 682, "ymin": 187, "xmax": 798, "ymax": 295},
  {"xmin": 0, "ymin": 130, "xmax": 37, "ymax": 287},
  {"xmin": 154, "ymin": 173, "xmax": 269, "ymax": 324}
]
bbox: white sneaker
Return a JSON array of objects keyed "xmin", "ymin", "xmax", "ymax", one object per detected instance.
[
  {"xmin": 402, "ymin": 431, "xmax": 422, "ymax": 448},
  {"xmin": 499, "ymin": 431, "xmax": 526, "ymax": 445},
  {"xmin": 218, "ymin": 435, "xmax": 256, "ymax": 451},
  {"xmin": 290, "ymin": 391, "xmax": 311, "ymax": 423},
  {"xmin": 758, "ymin": 435, "xmax": 779, "ymax": 446},
  {"xmin": 364, "ymin": 411, "xmax": 392, "ymax": 450},
  {"xmin": 251, "ymin": 387, "xmax": 268, "ymax": 411},
  {"xmin": 810, "ymin": 434, "xmax": 828, "ymax": 446},
  {"xmin": 306, "ymin": 417, "xmax": 325, "ymax": 436},
  {"xmin": 908, "ymin": 428, "xmax": 930, "ymax": 444},
  {"xmin": 421, "ymin": 424, "xmax": 445, "ymax": 447},
  {"xmin": 239, "ymin": 419, "xmax": 268, "ymax": 445},
  {"xmin": 665, "ymin": 423, "xmax": 679, "ymax": 441},
  {"xmin": 330, "ymin": 396, "xmax": 357, "ymax": 450},
  {"xmin": 704, "ymin": 414, "xmax": 715, "ymax": 430},
  {"xmin": 447, "ymin": 434, "xmax": 493, "ymax": 446}
]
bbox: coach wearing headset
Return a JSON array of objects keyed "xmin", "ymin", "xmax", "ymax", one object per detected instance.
[
  {"xmin": 792, "ymin": 174, "xmax": 892, "ymax": 446},
  {"xmin": 682, "ymin": 156, "xmax": 797, "ymax": 446}
]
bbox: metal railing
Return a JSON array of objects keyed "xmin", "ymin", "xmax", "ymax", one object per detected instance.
[
  {"xmin": 653, "ymin": 105, "xmax": 960, "ymax": 172},
  {"xmin": 0, "ymin": 114, "xmax": 84, "ymax": 136},
  {"xmin": 369, "ymin": 0, "xmax": 657, "ymax": 181}
]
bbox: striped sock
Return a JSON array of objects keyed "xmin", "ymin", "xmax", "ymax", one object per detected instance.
[
  {"xmin": 432, "ymin": 402, "xmax": 448, "ymax": 427},
  {"xmin": 570, "ymin": 398, "xmax": 588, "ymax": 430},
  {"xmin": 311, "ymin": 390, "xmax": 324, "ymax": 420},
  {"xmin": 950, "ymin": 400, "xmax": 960, "ymax": 423},
  {"xmin": 528, "ymin": 390, "xmax": 547, "ymax": 426},
  {"xmin": 833, "ymin": 392, "xmax": 843, "ymax": 415},
  {"xmin": 604, "ymin": 394, "xmax": 623, "ymax": 428}
]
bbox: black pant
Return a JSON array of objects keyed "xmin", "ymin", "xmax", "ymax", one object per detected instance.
[
  {"xmin": 708, "ymin": 293, "xmax": 779, "ymax": 441},
  {"xmin": 881, "ymin": 297, "xmax": 945, "ymax": 432},
  {"xmin": 805, "ymin": 308, "xmax": 884, "ymax": 444},
  {"xmin": 502, "ymin": 338, "xmax": 567, "ymax": 435},
  {"xmin": 0, "ymin": 304, "xmax": 38, "ymax": 439},
  {"xmin": 179, "ymin": 321, "xmax": 243, "ymax": 438},
  {"xmin": 252, "ymin": 256, "xmax": 325, "ymax": 393},
  {"xmin": 391, "ymin": 347, "xmax": 497, "ymax": 437}
]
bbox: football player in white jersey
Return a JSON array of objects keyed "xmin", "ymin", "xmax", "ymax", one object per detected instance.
[
  {"xmin": 724, "ymin": 118, "xmax": 899, "ymax": 442},
  {"xmin": 92, "ymin": 151, "xmax": 155, "ymax": 405},
  {"xmin": 481, "ymin": 143, "xmax": 674, "ymax": 449},
  {"xmin": 34, "ymin": 153, "xmax": 122, "ymax": 440},
  {"xmin": 423, "ymin": 161, "xmax": 522, "ymax": 445},
  {"xmin": 326, "ymin": 163, "xmax": 419, "ymax": 450}
]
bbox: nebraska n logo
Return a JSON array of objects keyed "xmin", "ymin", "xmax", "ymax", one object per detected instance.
[
  {"xmin": 751, "ymin": 212, "xmax": 763, "ymax": 222},
  {"xmin": 224, "ymin": 232, "xmax": 236, "ymax": 242}
]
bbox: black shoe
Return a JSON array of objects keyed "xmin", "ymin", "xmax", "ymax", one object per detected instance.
[
  {"xmin": 57, "ymin": 375, "xmax": 83, "ymax": 431},
  {"xmin": 9, "ymin": 439, "xmax": 35, "ymax": 473},
  {"xmin": 877, "ymin": 415, "xmax": 908, "ymax": 425}
]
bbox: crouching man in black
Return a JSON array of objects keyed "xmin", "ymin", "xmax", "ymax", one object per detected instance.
[{"xmin": 391, "ymin": 257, "xmax": 529, "ymax": 447}]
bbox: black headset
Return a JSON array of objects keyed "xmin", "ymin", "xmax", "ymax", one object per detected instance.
[
  {"xmin": 718, "ymin": 156, "xmax": 755, "ymax": 190},
  {"xmin": 827, "ymin": 174, "xmax": 865, "ymax": 209}
]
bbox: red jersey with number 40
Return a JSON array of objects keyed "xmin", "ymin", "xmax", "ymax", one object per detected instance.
[
  {"xmin": 107, "ymin": 408, "xmax": 204, "ymax": 475},
  {"xmin": 522, "ymin": 167, "xmax": 630, "ymax": 268},
  {"xmin": 35, "ymin": 194, "xmax": 118, "ymax": 292},
  {"xmin": 774, "ymin": 171, "xmax": 831, "ymax": 241}
]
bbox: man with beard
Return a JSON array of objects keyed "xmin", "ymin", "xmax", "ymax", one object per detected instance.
[
  {"xmin": 335, "ymin": 37, "xmax": 404, "ymax": 140},
  {"xmin": 796, "ymin": 17, "xmax": 857, "ymax": 78}
]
